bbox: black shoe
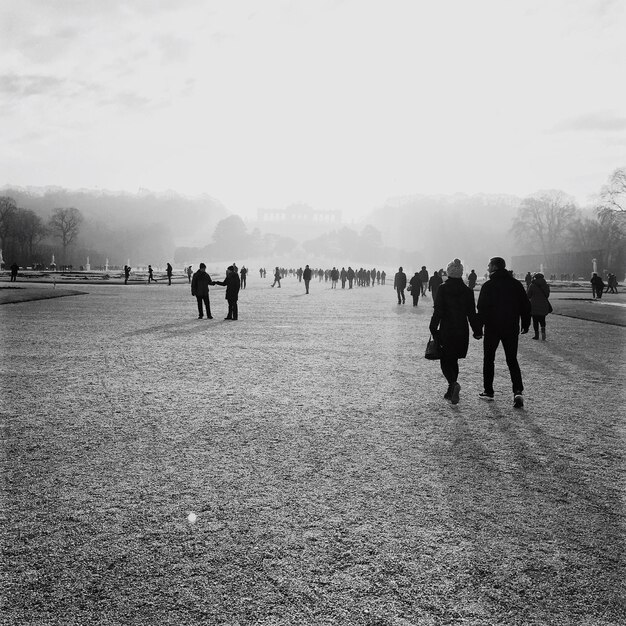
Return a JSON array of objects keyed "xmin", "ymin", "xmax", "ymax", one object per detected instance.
[
  {"xmin": 207, "ymin": 316, "xmax": 213, "ymax": 319},
  {"xmin": 479, "ymin": 391, "xmax": 494, "ymax": 400},
  {"xmin": 224, "ymin": 317, "xmax": 232, "ymax": 320},
  {"xmin": 513, "ymin": 394, "xmax": 524, "ymax": 409},
  {"xmin": 444, "ymin": 387, "xmax": 453, "ymax": 400},
  {"xmin": 197, "ymin": 316, "xmax": 203, "ymax": 319},
  {"xmin": 450, "ymin": 383, "xmax": 461, "ymax": 405}
]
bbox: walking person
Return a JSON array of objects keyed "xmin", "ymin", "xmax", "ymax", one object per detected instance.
[
  {"xmin": 271, "ymin": 267, "xmax": 281, "ymax": 288},
  {"xmin": 409, "ymin": 271, "xmax": 423, "ymax": 307},
  {"xmin": 394, "ymin": 266, "xmax": 407, "ymax": 304},
  {"xmin": 166, "ymin": 262, "xmax": 173, "ymax": 286},
  {"xmin": 418, "ymin": 266, "xmax": 429, "ymax": 295},
  {"xmin": 214, "ymin": 265, "xmax": 241, "ymax": 320},
  {"xmin": 187, "ymin": 266, "xmax": 192, "ymax": 283},
  {"xmin": 10, "ymin": 262, "xmax": 19, "ymax": 282},
  {"xmin": 240, "ymin": 266, "xmax": 247, "ymax": 289},
  {"xmin": 148, "ymin": 265, "xmax": 155, "ymax": 283},
  {"xmin": 477, "ymin": 257, "xmax": 531, "ymax": 408},
  {"xmin": 191, "ymin": 263, "xmax": 214, "ymax": 319},
  {"xmin": 526, "ymin": 272, "xmax": 551, "ymax": 341},
  {"xmin": 303, "ymin": 264, "xmax": 312, "ymax": 294},
  {"xmin": 124, "ymin": 265, "xmax": 131, "ymax": 285},
  {"xmin": 429, "ymin": 259, "xmax": 482, "ymax": 404},
  {"xmin": 590, "ymin": 272, "xmax": 605, "ymax": 299},
  {"xmin": 429, "ymin": 270, "xmax": 443, "ymax": 302},
  {"xmin": 467, "ymin": 269, "xmax": 477, "ymax": 290}
]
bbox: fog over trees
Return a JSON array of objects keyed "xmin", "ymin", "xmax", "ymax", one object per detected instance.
[{"xmin": 1, "ymin": 169, "xmax": 624, "ymax": 277}]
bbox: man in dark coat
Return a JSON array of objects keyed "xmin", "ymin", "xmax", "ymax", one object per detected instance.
[
  {"xmin": 477, "ymin": 256, "xmax": 531, "ymax": 408},
  {"xmin": 166, "ymin": 262, "xmax": 173, "ymax": 285},
  {"xmin": 124, "ymin": 265, "xmax": 131, "ymax": 284},
  {"xmin": 428, "ymin": 271, "xmax": 443, "ymax": 301},
  {"xmin": 467, "ymin": 269, "xmax": 477, "ymax": 290},
  {"xmin": 409, "ymin": 272, "xmax": 423, "ymax": 307},
  {"xmin": 191, "ymin": 263, "xmax": 214, "ymax": 319},
  {"xmin": 590, "ymin": 272, "xmax": 604, "ymax": 299},
  {"xmin": 418, "ymin": 266, "xmax": 429, "ymax": 295},
  {"xmin": 214, "ymin": 265, "xmax": 241, "ymax": 320},
  {"xmin": 429, "ymin": 259, "xmax": 482, "ymax": 404},
  {"xmin": 303, "ymin": 264, "xmax": 312, "ymax": 294},
  {"xmin": 10, "ymin": 262, "xmax": 19, "ymax": 282},
  {"xmin": 394, "ymin": 267, "xmax": 407, "ymax": 304}
]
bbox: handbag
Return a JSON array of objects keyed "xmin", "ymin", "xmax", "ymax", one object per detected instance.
[{"xmin": 425, "ymin": 335, "xmax": 441, "ymax": 360}]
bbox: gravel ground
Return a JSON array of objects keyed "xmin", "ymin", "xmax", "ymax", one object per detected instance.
[{"xmin": 1, "ymin": 277, "xmax": 625, "ymax": 625}]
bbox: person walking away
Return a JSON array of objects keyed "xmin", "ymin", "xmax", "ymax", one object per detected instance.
[
  {"xmin": 187, "ymin": 266, "xmax": 192, "ymax": 283},
  {"xmin": 590, "ymin": 272, "xmax": 604, "ymax": 299},
  {"xmin": 468, "ymin": 269, "xmax": 477, "ymax": 290},
  {"xmin": 10, "ymin": 262, "xmax": 18, "ymax": 282},
  {"xmin": 527, "ymin": 272, "xmax": 551, "ymax": 340},
  {"xmin": 331, "ymin": 267, "xmax": 339, "ymax": 289},
  {"xmin": 191, "ymin": 263, "xmax": 214, "ymax": 319},
  {"xmin": 418, "ymin": 266, "xmax": 429, "ymax": 295},
  {"xmin": 477, "ymin": 256, "xmax": 531, "ymax": 408},
  {"xmin": 429, "ymin": 271, "xmax": 443, "ymax": 302},
  {"xmin": 409, "ymin": 272, "xmax": 423, "ymax": 306},
  {"xmin": 524, "ymin": 271, "xmax": 532, "ymax": 288},
  {"xmin": 429, "ymin": 259, "xmax": 482, "ymax": 404},
  {"xmin": 240, "ymin": 266, "xmax": 247, "ymax": 289},
  {"xmin": 381, "ymin": 270, "xmax": 386, "ymax": 285},
  {"xmin": 394, "ymin": 267, "xmax": 407, "ymax": 304},
  {"xmin": 347, "ymin": 267, "xmax": 355, "ymax": 288},
  {"xmin": 148, "ymin": 265, "xmax": 155, "ymax": 283},
  {"xmin": 303, "ymin": 264, "xmax": 312, "ymax": 294},
  {"xmin": 340, "ymin": 267, "xmax": 347, "ymax": 288},
  {"xmin": 124, "ymin": 265, "xmax": 131, "ymax": 285},
  {"xmin": 214, "ymin": 265, "xmax": 241, "ymax": 320},
  {"xmin": 166, "ymin": 262, "xmax": 173, "ymax": 286},
  {"xmin": 271, "ymin": 267, "xmax": 281, "ymax": 288}
]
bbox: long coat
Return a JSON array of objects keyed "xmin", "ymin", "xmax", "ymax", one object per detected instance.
[
  {"xmin": 191, "ymin": 269, "xmax": 212, "ymax": 297},
  {"xmin": 429, "ymin": 277, "xmax": 481, "ymax": 359},
  {"xmin": 215, "ymin": 271, "xmax": 240, "ymax": 301},
  {"xmin": 527, "ymin": 277, "xmax": 551, "ymax": 316}
]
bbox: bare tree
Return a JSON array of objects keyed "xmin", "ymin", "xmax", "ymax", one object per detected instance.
[
  {"xmin": 49, "ymin": 207, "xmax": 83, "ymax": 264},
  {"xmin": 0, "ymin": 196, "xmax": 17, "ymax": 254},
  {"xmin": 597, "ymin": 168, "xmax": 626, "ymax": 240},
  {"xmin": 14, "ymin": 209, "xmax": 47, "ymax": 261},
  {"xmin": 511, "ymin": 191, "xmax": 578, "ymax": 264}
]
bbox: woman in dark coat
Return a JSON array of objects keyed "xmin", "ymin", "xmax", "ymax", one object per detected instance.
[
  {"xmin": 526, "ymin": 272, "xmax": 551, "ymax": 340},
  {"xmin": 409, "ymin": 272, "xmax": 423, "ymax": 306},
  {"xmin": 429, "ymin": 259, "xmax": 482, "ymax": 404}
]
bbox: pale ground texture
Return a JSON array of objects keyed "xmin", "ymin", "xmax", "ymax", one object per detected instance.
[{"xmin": 1, "ymin": 277, "xmax": 625, "ymax": 626}]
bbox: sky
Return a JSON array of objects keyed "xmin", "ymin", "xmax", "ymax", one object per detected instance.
[{"xmin": 1, "ymin": 0, "xmax": 625, "ymax": 220}]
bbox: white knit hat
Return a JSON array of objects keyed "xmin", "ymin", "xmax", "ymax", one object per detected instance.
[{"xmin": 446, "ymin": 258, "xmax": 464, "ymax": 278}]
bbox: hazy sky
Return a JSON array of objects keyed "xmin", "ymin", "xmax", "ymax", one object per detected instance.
[{"xmin": 1, "ymin": 0, "xmax": 625, "ymax": 220}]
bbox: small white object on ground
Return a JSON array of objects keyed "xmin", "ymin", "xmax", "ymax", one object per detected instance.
[{"xmin": 187, "ymin": 512, "xmax": 197, "ymax": 523}]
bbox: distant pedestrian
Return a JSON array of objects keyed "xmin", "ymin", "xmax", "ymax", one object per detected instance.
[
  {"xmin": 187, "ymin": 266, "xmax": 192, "ymax": 283},
  {"xmin": 429, "ymin": 271, "xmax": 443, "ymax": 302},
  {"xmin": 10, "ymin": 262, "xmax": 18, "ymax": 282},
  {"xmin": 331, "ymin": 267, "xmax": 339, "ymax": 289},
  {"xmin": 467, "ymin": 269, "xmax": 477, "ymax": 290},
  {"xmin": 240, "ymin": 266, "xmax": 247, "ymax": 289},
  {"xmin": 418, "ymin": 266, "xmax": 429, "ymax": 295},
  {"xmin": 124, "ymin": 265, "xmax": 131, "ymax": 285},
  {"xmin": 166, "ymin": 262, "xmax": 173, "ymax": 286},
  {"xmin": 214, "ymin": 265, "xmax": 241, "ymax": 320},
  {"xmin": 381, "ymin": 270, "xmax": 386, "ymax": 285},
  {"xmin": 303, "ymin": 264, "xmax": 312, "ymax": 294},
  {"xmin": 409, "ymin": 272, "xmax": 423, "ymax": 306},
  {"xmin": 191, "ymin": 263, "xmax": 214, "ymax": 319},
  {"xmin": 148, "ymin": 265, "xmax": 155, "ymax": 283},
  {"xmin": 394, "ymin": 267, "xmax": 407, "ymax": 304},
  {"xmin": 591, "ymin": 272, "xmax": 604, "ymax": 299},
  {"xmin": 347, "ymin": 267, "xmax": 355, "ymax": 288},
  {"xmin": 271, "ymin": 267, "xmax": 281, "ymax": 288},
  {"xmin": 477, "ymin": 256, "xmax": 531, "ymax": 408},
  {"xmin": 524, "ymin": 272, "xmax": 532, "ymax": 287},
  {"xmin": 527, "ymin": 272, "xmax": 551, "ymax": 341},
  {"xmin": 429, "ymin": 259, "xmax": 482, "ymax": 404},
  {"xmin": 340, "ymin": 267, "xmax": 347, "ymax": 289}
]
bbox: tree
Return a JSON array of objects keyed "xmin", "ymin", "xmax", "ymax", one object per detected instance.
[
  {"xmin": 597, "ymin": 167, "xmax": 626, "ymax": 239},
  {"xmin": 0, "ymin": 196, "xmax": 17, "ymax": 254},
  {"xmin": 49, "ymin": 207, "xmax": 83, "ymax": 264},
  {"xmin": 14, "ymin": 209, "xmax": 47, "ymax": 261},
  {"xmin": 511, "ymin": 191, "xmax": 578, "ymax": 264},
  {"xmin": 211, "ymin": 215, "xmax": 249, "ymax": 259}
]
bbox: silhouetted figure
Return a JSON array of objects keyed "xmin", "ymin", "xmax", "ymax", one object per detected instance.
[
  {"xmin": 271, "ymin": 267, "xmax": 281, "ymax": 288},
  {"xmin": 347, "ymin": 267, "xmax": 355, "ymax": 288},
  {"xmin": 187, "ymin": 266, "xmax": 192, "ymax": 283},
  {"xmin": 124, "ymin": 265, "xmax": 131, "ymax": 285},
  {"xmin": 409, "ymin": 272, "xmax": 423, "ymax": 306},
  {"xmin": 527, "ymin": 272, "xmax": 550, "ymax": 340},
  {"xmin": 429, "ymin": 259, "xmax": 482, "ymax": 404},
  {"xmin": 148, "ymin": 265, "xmax": 155, "ymax": 283},
  {"xmin": 477, "ymin": 256, "xmax": 531, "ymax": 408},
  {"xmin": 418, "ymin": 266, "xmax": 428, "ymax": 295},
  {"xmin": 303, "ymin": 264, "xmax": 312, "ymax": 294},
  {"xmin": 429, "ymin": 271, "xmax": 443, "ymax": 302},
  {"xmin": 394, "ymin": 267, "xmax": 407, "ymax": 304},
  {"xmin": 166, "ymin": 262, "xmax": 173, "ymax": 286},
  {"xmin": 191, "ymin": 263, "xmax": 214, "ymax": 319},
  {"xmin": 340, "ymin": 267, "xmax": 347, "ymax": 289},
  {"xmin": 468, "ymin": 269, "xmax": 477, "ymax": 290},
  {"xmin": 240, "ymin": 266, "xmax": 247, "ymax": 289},
  {"xmin": 331, "ymin": 267, "xmax": 339, "ymax": 289},
  {"xmin": 591, "ymin": 272, "xmax": 604, "ymax": 299},
  {"xmin": 214, "ymin": 265, "xmax": 241, "ymax": 320},
  {"xmin": 524, "ymin": 271, "xmax": 532, "ymax": 287},
  {"xmin": 381, "ymin": 270, "xmax": 386, "ymax": 285},
  {"xmin": 10, "ymin": 263, "xmax": 18, "ymax": 282}
]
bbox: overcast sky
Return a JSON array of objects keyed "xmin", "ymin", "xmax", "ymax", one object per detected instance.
[{"xmin": 1, "ymin": 0, "xmax": 625, "ymax": 220}]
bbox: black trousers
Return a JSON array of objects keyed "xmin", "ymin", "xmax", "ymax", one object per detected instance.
[
  {"xmin": 196, "ymin": 295, "xmax": 211, "ymax": 317},
  {"xmin": 304, "ymin": 279, "xmax": 310, "ymax": 293},
  {"xmin": 396, "ymin": 287, "xmax": 405, "ymax": 303},
  {"xmin": 226, "ymin": 298, "xmax": 238, "ymax": 320},
  {"xmin": 440, "ymin": 357, "xmax": 459, "ymax": 387},
  {"xmin": 483, "ymin": 333, "xmax": 523, "ymax": 395},
  {"xmin": 411, "ymin": 292, "xmax": 419, "ymax": 306},
  {"xmin": 532, "ymin": 315, "xmax": 546, "ymax": 332}
]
